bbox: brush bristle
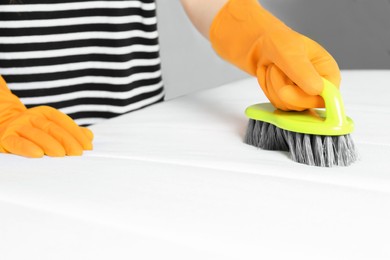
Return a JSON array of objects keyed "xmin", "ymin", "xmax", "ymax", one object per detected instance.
[{"xmin": 244, "ymin": 119, "xmax": 358, "ymax": 167}]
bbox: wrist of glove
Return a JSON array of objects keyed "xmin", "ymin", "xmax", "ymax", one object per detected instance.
[
  {"xmin": 210, "ymin": 0, "xmax": 341, "ymax": 111},
  {"xmin": 0, "ymin": 77, "xmax": 93, "ymax": 158}
]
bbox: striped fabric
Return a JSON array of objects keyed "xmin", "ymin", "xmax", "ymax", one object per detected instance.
[{"xmin": 0, "ymin": 0, "xmax": 164, "ymax": 126}]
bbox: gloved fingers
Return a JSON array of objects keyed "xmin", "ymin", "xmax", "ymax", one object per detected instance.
[
  {"xmin": 271, "ymin": 64, "xmax": 326, "ymax": 109},
  {"xmin": 266, "ymin": 30, "xmax": 324, "ymax": 96},
  {"xmin": 16, "ymin": 125, "xmax": 66, "ymax": 157},
  {"xmin": 278, "ymin": 84, "xmax": 325, "ymax": 110},
  {"xmin": 307, "ymin": 40, "xmax": 342, "ymax": 88},
  {"xmin": 1, "ymin": 123, "xmax": 66, "ymax": 158},
  {"xmin": 266, "ymin": 64, "xmax": 320, "ymax": 111},
  {"xmin": 1, "ymin": 134, "xmax": 44, "ymax": 158},
  {"xmin": 31, "ymin": 117, "xmax": 84, "ymax": 156},
  {"xmin": 255, "ymin": 65, "xmax": 269, "ymax": 98},
  {"xmin": 257, "ymin": 65, "xmax": 290, "ymax": 111},
  {"xmin": 29, "ymin": 106, "xmax": 93, "ymax": 150},
  {"xmin": 0, "ymin": 144, "xmax": 7, "ymax": 153},
  {"xmin": 264, "ymin": 64, "xmax": 290, "ymax": 111},
  {"xmin": 276, "ymin": 51, "xmax": 323, "ymax": 96},
  {"xmin": 81, "ymin": 127, "xmax": 94, "ymax": 144}
]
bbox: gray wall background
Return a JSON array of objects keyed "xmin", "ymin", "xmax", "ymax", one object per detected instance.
[{"xmin": 156, "ymin": 0, "xmax": 390, "ymax": 99}]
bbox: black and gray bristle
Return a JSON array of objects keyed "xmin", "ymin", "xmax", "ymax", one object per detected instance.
[{"xmin": 244, "ymin": 119, "xmax": 358, "ymax": 167}]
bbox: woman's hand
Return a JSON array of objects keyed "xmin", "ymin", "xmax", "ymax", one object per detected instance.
[
  {"xmin": 0, "ymin": 76, "xmax": 93, "ymax": 158},
  {"xmin": 255, "ymin": 27, "xmax": 341, "ymax": 111},
  {"xmin": 209, "ymin": 0, "xmax": 341, "ymax": 111}
]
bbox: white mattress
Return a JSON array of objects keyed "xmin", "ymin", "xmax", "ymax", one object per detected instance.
[{"xmin": 1, "ymin": 70, "xmax": 390, "ymax": 259}]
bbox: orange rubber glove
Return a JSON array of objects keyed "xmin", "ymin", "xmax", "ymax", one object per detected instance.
[
  {"xmin": 210, "ymin": 0, "xmax": 341, "ymax": 111},
  {"xmin": 0, "ymin": 76, "xmax": 93, "ymax": 158}
]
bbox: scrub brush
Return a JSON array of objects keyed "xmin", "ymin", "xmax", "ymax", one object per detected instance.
[{"xmin": 244, "ymin": 78, "xmax": 358, "ymax": 167}]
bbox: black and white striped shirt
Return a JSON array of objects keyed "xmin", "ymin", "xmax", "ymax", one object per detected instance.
[{"xmin": 0, "ymin": 0, "xmax": 164, "ymax": 126}]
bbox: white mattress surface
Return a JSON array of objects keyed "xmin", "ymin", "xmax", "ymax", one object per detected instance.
[{"xmin": 1, "ymin": 70, "xmax": 389, "ymax": 259}]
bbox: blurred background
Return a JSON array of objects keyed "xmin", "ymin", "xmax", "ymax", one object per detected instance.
[{"xmin": 157, "ymin": 0, "xmax": 390, "ymax": 99}]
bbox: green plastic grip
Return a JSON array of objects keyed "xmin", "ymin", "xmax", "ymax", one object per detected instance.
[
  {"xmin": 245, "ymin": 77, "xmax": 354, "ymax": 136},
  {"xmin": 320, "ymin": 78, "xmax": 348, "ymax": 129}
]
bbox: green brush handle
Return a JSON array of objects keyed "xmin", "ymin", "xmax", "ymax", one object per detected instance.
[
  {"xmin": 244, "ymin": 77, "xmax": 354, "ymax": 136},
  {"xmin": 320, "ymin": 78, "xmax": 347, "ymax": 128}
]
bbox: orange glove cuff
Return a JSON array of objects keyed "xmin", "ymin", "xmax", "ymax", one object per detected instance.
[{"xmin": 209, "ymin": 0, "xmax": 285, "ymax": 75}]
